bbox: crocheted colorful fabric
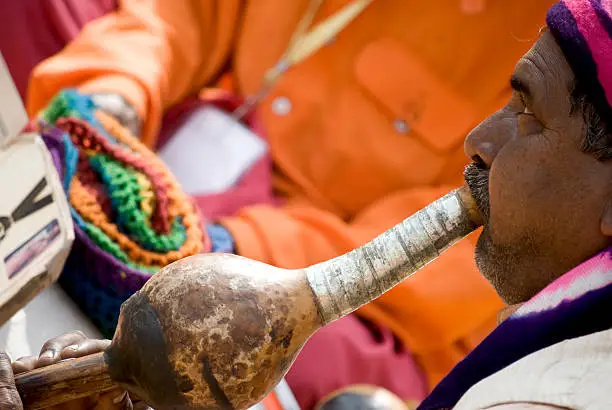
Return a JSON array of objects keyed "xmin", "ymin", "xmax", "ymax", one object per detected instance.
[{"xmin": 33, "ymin": 89, "xmax": 210, "ymax": 336}]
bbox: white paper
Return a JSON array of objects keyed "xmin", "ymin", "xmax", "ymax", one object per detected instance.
[
  {"xmin": 158, "ymin": 106, "xmax": 268, "ymax": 195},
  {"xmin": 0, "ymin": 53, "xmax": 27, "ymax": 147}
]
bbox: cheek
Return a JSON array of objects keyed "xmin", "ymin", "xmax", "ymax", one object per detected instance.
[{"xmin": 487, "ymin": 137, "xmax": 574, "ymax": 244}]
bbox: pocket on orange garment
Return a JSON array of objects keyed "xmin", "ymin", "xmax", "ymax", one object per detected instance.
[{"xmin": 354, "ymin": 37, "xmax": 480, "ymax": 153}]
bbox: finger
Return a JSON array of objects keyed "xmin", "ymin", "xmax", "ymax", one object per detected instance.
[
  {"xmin": 37, "ymin": 331, "xmax": 88, "ymax": 367},
  {"xmin": 11, "ymin": 356, "xmax": 38, "ymax": 374},
  {"xmin": 59, "ymin": 339, "xmax": 111, "ymax": 360},
  {"xmin": 95, "ymin": 389, "xmax": 133, "ymax": 410},
  {"xmin": 0, "ymin": 352, "xmax": 22, "ymax": 410},
  {"xmin": 0, "ymin": 352, "xmax": 15, "ymax": 383}
]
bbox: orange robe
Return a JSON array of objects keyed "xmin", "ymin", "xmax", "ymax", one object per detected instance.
[{"xmin": 26, "ymin": 0, "xmax": 553, "ymax": 387}]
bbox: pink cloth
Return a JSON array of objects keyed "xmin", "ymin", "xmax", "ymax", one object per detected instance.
[
  {"xmin": 0, "ymin": 0, "xmax": 116, "ymax": 99},
  {"xmin": 286, "ymin": 315, "xmax": 428, "ymax": 409}
]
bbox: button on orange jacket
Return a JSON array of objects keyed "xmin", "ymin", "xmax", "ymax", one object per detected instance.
[{"xmin": 26, "ymin": 0, "xmax": 553, "ymax": 388}]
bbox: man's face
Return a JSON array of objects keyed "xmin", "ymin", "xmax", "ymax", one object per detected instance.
[{"xmin": 464, "ymin": 31, "xmax": 612, "ymax": 304}]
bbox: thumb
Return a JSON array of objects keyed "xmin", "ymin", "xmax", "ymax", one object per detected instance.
[{"xmin": 0, "ymin": 352, "xmax": 23, "ymax": 410}]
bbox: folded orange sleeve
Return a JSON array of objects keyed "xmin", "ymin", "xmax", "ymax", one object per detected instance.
[{"xmin": 27, "ymin": 0, "xmax": 241, "ymax": 147}]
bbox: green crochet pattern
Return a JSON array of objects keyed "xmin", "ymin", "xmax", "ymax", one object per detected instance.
[
  {"xmin": 88, "ymin": 154, "xmax": 186, "ymax": 252},
  {"xmin": 83, "ymin": 223, "xmax": 159, "ymax": 274}
]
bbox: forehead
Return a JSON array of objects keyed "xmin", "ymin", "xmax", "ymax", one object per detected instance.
[{"xmin": 513, "ymin": 31, "xmax": 575, "ymax": 105}]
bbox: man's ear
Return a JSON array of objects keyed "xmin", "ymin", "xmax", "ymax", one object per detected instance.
[{"xmin": 600, "ymin": 199, "xmax": 612, "ymax": 237}]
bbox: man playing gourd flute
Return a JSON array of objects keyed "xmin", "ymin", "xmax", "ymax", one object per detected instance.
[{"xmin": 5, "ymin": 0, "xmax": 612, "ymax": 408}]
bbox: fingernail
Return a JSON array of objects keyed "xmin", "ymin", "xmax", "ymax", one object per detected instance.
[
  {"xmin": 65, "ymin": 345, "xmax": 79, "ymax": 352},
  {"xmin": 113, "ymin": 391, "xmax": 128, "ymax": 404},
  {"xmin": 40, "ymin": 350, "xmax": 54, "ymax": 359}
]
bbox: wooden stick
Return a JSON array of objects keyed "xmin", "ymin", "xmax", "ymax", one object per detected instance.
[{"xmin": 14, "ymin": 352, "xmax": 115, "ymax": 410}]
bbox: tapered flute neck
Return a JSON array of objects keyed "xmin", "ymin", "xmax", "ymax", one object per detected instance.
[{"xmin": 304, "ymin": 186, "xmax": 480, "ymax": 325}]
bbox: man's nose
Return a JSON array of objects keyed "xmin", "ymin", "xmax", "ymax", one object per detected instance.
[{"xmin": 464, "ymin": 113, "xmax": 513, "ymax": 168}]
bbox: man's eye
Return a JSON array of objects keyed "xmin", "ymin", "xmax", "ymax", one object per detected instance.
[{"xmin": 517, "ymin": 105, "xmax": 543, "ymax": 135}]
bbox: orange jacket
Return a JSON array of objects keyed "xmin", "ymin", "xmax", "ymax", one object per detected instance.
[{"xmin": 27, "ymin": 0, "xmax": 553, "ymax": 388}]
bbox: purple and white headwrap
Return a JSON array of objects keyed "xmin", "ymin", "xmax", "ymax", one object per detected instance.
[{"xmin": 547, "ymin": 0, "xmax": 612, "ymax": 115}]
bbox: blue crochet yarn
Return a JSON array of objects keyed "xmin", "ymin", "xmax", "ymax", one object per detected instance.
[
  {"xmin": 60, "ymin": 268, "xmax": 123, "ymax": 339},
  {"xmin": 59, "ymin": 239, "xmax": 131, "ymax": 338},
  {"xmin": 48, "ymin": 89, "xmax": 118, "ymax": 144},
  {"xmin": 61, "ymin": 133, "xmax": 78, "ymax": 192}
]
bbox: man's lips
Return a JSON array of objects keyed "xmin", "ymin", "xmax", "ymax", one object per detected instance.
[{"xmin": 464, "ymin": 162, "xmax": 490, "ymax": 223}]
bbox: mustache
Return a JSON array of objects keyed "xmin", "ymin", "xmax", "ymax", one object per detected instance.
[{"xmin": 464, "ymin": 161, "xmax": 490, "ymax": 222}]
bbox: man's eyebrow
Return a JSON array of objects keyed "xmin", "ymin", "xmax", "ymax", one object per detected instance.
[{"xmin": 510, "ymin": 75, "xmax": 532, "ymax": 100}]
